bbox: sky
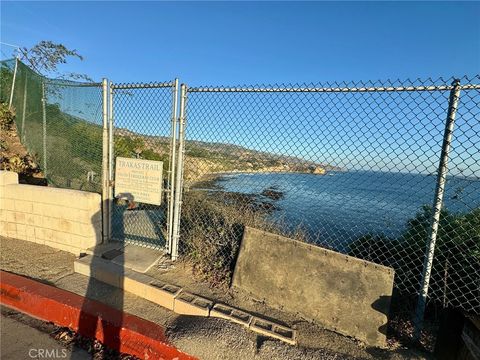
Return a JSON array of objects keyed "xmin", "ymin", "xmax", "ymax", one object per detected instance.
[
  {"xmin": 1, "ymin": 1, "xmax": 479, "ymax": 175},
  {"xmin": 1, "ymin": 1, "xmax": 479, "ymax": 85}
]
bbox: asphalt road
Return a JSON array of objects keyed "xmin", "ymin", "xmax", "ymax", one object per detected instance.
[{"xmin": 0, "ymin": 314, "xmax": 89, "ymax": 360}]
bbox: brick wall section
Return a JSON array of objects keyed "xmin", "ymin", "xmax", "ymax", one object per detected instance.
[{"xmin": 0, "ymin": 171, "xmax": 102, "ymax": 254}]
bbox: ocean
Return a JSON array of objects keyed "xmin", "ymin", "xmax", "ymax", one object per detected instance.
[{"xmin": 201, "ymin": 171, "xmax": 480, "ymax": 250}]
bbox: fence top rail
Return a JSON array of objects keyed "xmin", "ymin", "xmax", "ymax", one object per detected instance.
[
  {"xmin": 187, "ymin": 83, "xmax": 480, "ymax": 93},
  {"xmin": 111, "ymin": 81, "xmax": 175, "ymax": 90},
  {"xmin": 0, "ymin": 58, "xmax": 102, "ymax": 88},
  {"xmin": 45, "ymin": 80, "xmax": 103, "ymax": 88}
]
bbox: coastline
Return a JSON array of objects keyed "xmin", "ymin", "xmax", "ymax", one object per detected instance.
[{"xmin": 188, "ymin": 169, "xmax": 337, "ymax": 190}]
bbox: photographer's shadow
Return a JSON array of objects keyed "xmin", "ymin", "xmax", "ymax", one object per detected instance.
[{"xmin": 75, "ymin": 198, "xmax": 125, "ymax": 359}]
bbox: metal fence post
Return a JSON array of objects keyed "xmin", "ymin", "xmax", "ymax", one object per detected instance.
[
  {"xmin": 8, "ymin": 57, "xmax": 18, "ymax": 110},
  {"xmin": 108, "ymin": 82, "xmax": 114, "ymax": 241},
  {"xmin": 167, "ymin": 79, "xmax": 179, "ymax": 254},
  {"xmin": 413, "ymin": 79, "xmax": 462, "ymax": 340},
  {"xmin": 101, "ymin": 78, "xmax": 110, "ymax": 243},
  {"xmin": 41, "ymin": 80, "xmax": 47, "ymax": 178},
  {"xmin": 171, "ymin": 84, "xmax": 187, "ymax": 261},
  {"xmin": 21, "ymin": 74, "xmax": 28, "ymax": 141}
]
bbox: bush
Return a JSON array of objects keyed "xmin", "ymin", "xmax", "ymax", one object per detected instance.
[
  {"xmin": 348, "ymin": 234, "xmax": 399, "ymax": 266},
  {"xmin": 179, "ymin": 191, "xmax": 259, "ymax": 287},
  {"xmin": 7, "ymin": 156, "xmax": 27, "ymax": 172},
  {"xmin": 179, "ymin": 190, "xmax": 306, "ymax": 288},
  {"xmin": 0, "ymin": 102, "xmax": 15, "ymax": 130},
  {"xmin": 348, "ymin": 206, "xmax": 480, "ymax": 311}
]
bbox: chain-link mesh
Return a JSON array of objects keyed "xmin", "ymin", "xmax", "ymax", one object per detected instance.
[
  {"xmin": 178, "ymin": 78, "xmax": 479, "ymax": 344},
  {"xmin": 1, "ymin": 59, "xmax": 103, "ymax": 192},
  {"xmin": 3, "ymin": 58, "xmax": 479, "ymax": 347},
  {"xmin": 431, "ymin": 82, "xmax": 480, "ymax": 311},
  {"xmin": 43, "ymin": 79, "xmax": 103, "ymax": 191},
  {"xmin": 110, "ymin": 83, "xmax": 176, "ymax": 250},
  {"xmin": 0, "ymin": 59, "xmax": 16, "ymax": 103}
]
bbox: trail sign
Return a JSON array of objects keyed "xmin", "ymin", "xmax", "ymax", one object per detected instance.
[{"xmin": 114, "ymin": 157, "xmax": 163, "ymax": 205}]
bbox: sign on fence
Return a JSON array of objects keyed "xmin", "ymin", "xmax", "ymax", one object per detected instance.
[{"xmin": 114, "ymin": 157, "xmax": 163, "ymax": 205}]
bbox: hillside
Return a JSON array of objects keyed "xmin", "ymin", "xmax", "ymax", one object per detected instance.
[
  {"xmin": 0, "ymin": 103, "xmax": 46, "ymax": 185},
  {"xmin": 115, "ymin": 127, "xmax": 342, "ymax": 183},
  {"xmin": 6, "ymin": 101, "xmax": 341, "ymax": 191}
]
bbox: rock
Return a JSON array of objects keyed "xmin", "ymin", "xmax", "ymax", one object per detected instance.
[
  {"xmin": 261, "ymin": 188, "xmax": 284, "ymax": 200},
  {"xmin": 311, "ymin": 166, "xmax": 326, "ymax": 175}
]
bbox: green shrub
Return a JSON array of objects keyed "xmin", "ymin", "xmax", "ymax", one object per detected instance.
[{"xmin": 348, "ymin": 206, "xmax": 480, "ymax": 311}]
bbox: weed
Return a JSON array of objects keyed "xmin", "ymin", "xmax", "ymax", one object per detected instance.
[{"xmin": 179, "ymin": 190, "xmax": 306, "ymax": 288}]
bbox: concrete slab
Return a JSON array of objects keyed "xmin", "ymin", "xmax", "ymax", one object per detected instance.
[
  {"xmin": 75, "ymin": 255, "xmax": 182, "ymax": 312},
  {"xmin": 249, "ymin": 317, "xmax": 297, "ymax": 345},
  {"xmin": 85, "ymin": 242, "xmax": 124, "ymax": 257},
  {"xmin": 173, "ymin": 292, "xmax": 213, "ymax": 317},
  {"xmin": 232, "ymin": 227, "xmax": 395, "ymax": 348},
  {"xmin": 111, "ymin": 244, "xmax": 163, "ymax": 273},
  {"xmin": 73, "ymin": 256, "xmax": 297, "ymax": 345}
]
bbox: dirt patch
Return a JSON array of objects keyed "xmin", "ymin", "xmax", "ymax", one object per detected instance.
[{"xmin": 0, "ymin": 105, "xmax": 46, "ymax": 185}]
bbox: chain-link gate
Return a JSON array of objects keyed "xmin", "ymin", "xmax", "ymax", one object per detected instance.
[{"xmin": 108, "ymin": 81, "xmax": 179, "ymax": 252}]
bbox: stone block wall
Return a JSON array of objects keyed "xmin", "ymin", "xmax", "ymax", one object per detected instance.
[{"xmin": 0, "ymin": 171, "xmax": 102, "ymax": 254}]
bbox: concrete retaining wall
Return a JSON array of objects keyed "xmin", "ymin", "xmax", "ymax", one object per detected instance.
[
  {"xmin": 232, "ymin": 227, "xmax": 395, "ymax": 348},
  {"xmin": 0, "ymin": 171, "xmax": 102, "ymax": 254}
]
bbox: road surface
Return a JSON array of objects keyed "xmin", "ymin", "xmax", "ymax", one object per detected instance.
[{"xmin": 0, "ymin": 313, "xmax": 89, "ymax": 360}]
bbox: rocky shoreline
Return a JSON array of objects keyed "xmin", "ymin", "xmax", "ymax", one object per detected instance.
[
  {"xmin": 190, "ymin": 174, "xmax": 286, "ymax": 214},
  {"xmin": 188, "ymin": 167, "xmax": 347, "ymax": 215}
]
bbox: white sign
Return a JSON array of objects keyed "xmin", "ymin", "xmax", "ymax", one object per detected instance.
[{"xmin": 114, "ymin": 157, "xmax": 163, "ymax": 205}]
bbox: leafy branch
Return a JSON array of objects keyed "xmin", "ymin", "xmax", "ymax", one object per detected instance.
[{"xmin": 19, "ymin": 41, "xmax": 92, "ymax": 82}]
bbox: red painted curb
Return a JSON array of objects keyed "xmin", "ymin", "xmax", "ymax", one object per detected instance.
[{"xmin": 0, "ymin": 270, "xmax": 197, "ymax": 360}]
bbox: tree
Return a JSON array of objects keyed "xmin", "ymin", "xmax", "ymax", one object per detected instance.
[
  {"xmin": 18, "ymin": 41, "xmax": 92, "ymax": 81},
  {"xmin": 348, "ymin": 205, "xmax": 480, "ymax": 311}
]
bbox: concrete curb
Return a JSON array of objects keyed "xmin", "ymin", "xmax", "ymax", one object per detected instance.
[
  {"xmin": 0, "ymin": 270, "xmax": 197, "ymax": 360},
  {"xmin": 74, "ymin": 255, "xmax": 297, "ymax": 345}
]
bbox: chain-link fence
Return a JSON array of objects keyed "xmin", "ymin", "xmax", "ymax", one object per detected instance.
[
  {"xmin": 0, "ymin": 59, "xmax": 17, "ymax": 104},
  {"xmin": 109, "ymin": 81, "xmax": 178, "ymax": 250},
  {"xmin": 2, "ymin": 59, "xmax": 179, "ymax": 250},
  {"xmin": 2, "ymin": 57, "xmax": 479, "ymax": 347},
  {"xmin": 1, "ymin": 59, "xmax": 103, "ymax": 192},
  {"xmin": 177, "ymin": 78, "xmax": 480, "ymax": 344}
]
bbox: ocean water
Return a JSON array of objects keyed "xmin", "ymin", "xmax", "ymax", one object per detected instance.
[{"xmin": 205, "ymin": 171, "xmax": 480, "ymax": 250}]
